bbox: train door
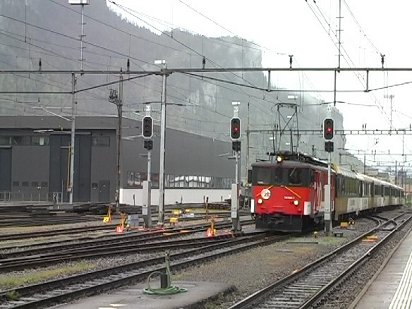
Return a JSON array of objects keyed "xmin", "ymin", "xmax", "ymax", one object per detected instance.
[
  {"xmin": 0, "ymin": 148, "xmax": 11, "ymax": 195},
  {"xmin": 98, "ymin": 180, "xmax": 110, "ymax": 203},
  {"xmin": 312, "ymin": 170, "xmax": 322, "ymax": 214}
]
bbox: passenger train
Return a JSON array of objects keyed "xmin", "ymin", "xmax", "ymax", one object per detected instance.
[{"xmin": 250, "ymin": 151, "xmax": 405, "ymax": 232}]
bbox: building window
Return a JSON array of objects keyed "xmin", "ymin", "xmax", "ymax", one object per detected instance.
[
  {"xmin": 125, "ymin": 171, "xmax": 232, "ymax": 189},
  {"xmin": 31, "ymin": 136, "xmax": 49, "ymax": 146},
  {"xmin": 0, "ymin": 136, "xmax": 10, "ymax": 145},
  {"xmin": 22, "ymin": 181, "xmax": 29, "ymax": 187},
  {"xmin": 12, "ymin": 181, "xmax": 19, "ymax": 187},
  {"xmin": 92, "ymin": 136, "xmax": 110, "ymax": 147},
  {"xmin": 41, "ymin": 181, "xmax": 48, "ymax": 187}
]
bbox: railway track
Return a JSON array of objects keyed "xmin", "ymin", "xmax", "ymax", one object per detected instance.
[
  {"xmin": 0, "ymin": 224, "xmax": 257, "ymax": 272},
  {"xmin": 229, "ymin": 213, "xmax": 412, "ymax": 309},
  {"xmin": 0, "ymin": 233, "xmax": 285, "ymax": 309},
  {"xmin": 0, "ymin": 218, "xmax": 254, "ymax": 253},
  {"xmin": 0, "ymin": 211, "xmax": 238, "ymax": 242}
]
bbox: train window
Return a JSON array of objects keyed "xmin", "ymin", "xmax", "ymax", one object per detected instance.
[
  {"xmin": 287, "ymin": 168, "xmax": 300, "ymax": 185},
  {"xmin": 375, "ymin": 184, "xmax": 381, "ymax": 196},
  {"xmin": 359, "ymin": 181, "xmax": 363, "ymax": 197},
  {"xmin": 252, "ymin": 167, "xmax": 310, "ymax": 186},
  {"xmin": 252, "ymin": 167, "xmax": 272, "ymax": 185},
  {"xmin": 288, "ymin": 168, "xmax": 300, "ymax": 185},
  {"xmin": 287, "ymin": 168, "xmax": 310, "ymax": 186}
]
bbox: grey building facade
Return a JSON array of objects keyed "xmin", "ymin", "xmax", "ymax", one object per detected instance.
[{"xmin": 0, "ymin": 115, "xmax": 234, "ymax": 204}]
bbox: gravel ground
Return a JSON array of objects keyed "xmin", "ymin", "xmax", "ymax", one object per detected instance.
[
  {"xmin": 312, "ymin": 213, "xmax": 412, "ymax": 309},
  {"xmin": 2, "ymin": 208, "xmax": 411, "ymax": 308},
  {"xmin": 169, "ymin": 209, "xmax": 412, "ymax": 309},
  {"xmin": 171, "ymin": 217, "xmax": 377, "ymax": 308}
]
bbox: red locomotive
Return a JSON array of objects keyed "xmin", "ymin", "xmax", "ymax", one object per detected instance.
[{"xmin": 250, "ymin": 151, "xmax": 404, "ymax": 232}]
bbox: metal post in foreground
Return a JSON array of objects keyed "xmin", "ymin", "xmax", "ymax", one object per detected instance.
[
  {"xmin": 231, "ymin": 150, "xmax": 241, "ymax": 232},
  {"xmin": 142, "ymin": 105, "xmax": 153, "ymax": 228},
  {"xmin": 325, "ymin": 151, "xmax": 332, "ymax": 235},
  {"xmin": 69, "ymin": 73, "xmax": 76, "ymax": 204},
  {"xmin": 108, "ymin": 74, "xmax": 123, "ymax": 213},
  {"xmin": 157, "ymin": 60, "xmax": 167, "ymax": 226},
  {"xmin": 143, "ymin": 150, "xmax": 152, "ymax": 227},
  {"xmin": 231, "ymin": 101, "xmax": 241, "ymax": 232}
]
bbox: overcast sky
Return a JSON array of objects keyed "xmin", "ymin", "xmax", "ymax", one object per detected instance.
[{"xmin": 109, "ymin": 0, "xmax": 412, "ymax": 169}]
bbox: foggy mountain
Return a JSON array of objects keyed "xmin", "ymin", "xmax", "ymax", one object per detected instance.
[{"xmin": 0, "ymin": 0, "xmax": 359, "ymax": 166}]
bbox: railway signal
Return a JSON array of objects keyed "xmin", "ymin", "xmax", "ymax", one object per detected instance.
[
  {"xmin": 144, "ymin": 140, "xmax": 153, "ymax": 150},
  {"xmin": 230, "ymin": 117, "xmax": 241, "ymax": 140},
  {"xmin": 142, "ymin": 116, "xmax": 153, "ymax": 139},
  {"xmin": 323, "ymin": 118, "xmax": 334, "ymax": 140},
  {"xmin": 325, "ymin": 141, "xmax": 334, "ymax": 153},
  {"xmin": 232, "ymin": 140, "xmax": 241, "ymax": 152}
]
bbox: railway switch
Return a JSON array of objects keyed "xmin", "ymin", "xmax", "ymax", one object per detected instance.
[{"xmin": 143, "ymin": 252, "xmax": 187, "ymax": 295}]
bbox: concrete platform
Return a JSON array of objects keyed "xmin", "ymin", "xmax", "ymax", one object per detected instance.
[
  {"xmin": 352, "ymin": 229, "xmax": 412, "ymax": 309},
  {"xmin": 53, "ymin": 281, "xmax": 234, "ymax": 309}
]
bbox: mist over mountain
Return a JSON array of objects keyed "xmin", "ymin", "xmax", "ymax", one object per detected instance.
[{"xmin": 0, "ymin": 0, "xmax": 359, "ymax": 166}]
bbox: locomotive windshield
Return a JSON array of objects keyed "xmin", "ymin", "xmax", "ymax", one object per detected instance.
[{"xmin": 252, "ymin": 166, "xmax": 311, "ymax": 186}]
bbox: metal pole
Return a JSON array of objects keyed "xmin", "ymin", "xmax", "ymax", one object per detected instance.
[
  {"xmin": 69, "ymin": 73, "xmax": 76, "ymax": 204},
  {"xmin": 231, "ymin": 101, "xmax": 241, "ymax": 232},
  {"xmin": 338, "ymin": 0, "xmax": 342, "ymax": 69},
  {"xmin": 158, "ymin": 62, "xmax": 167, "ymax": 226},
  {"xmin": 116, "ymin": 74, "xmax": 123, "ymax": 212},
  {"xmin": 245, "ymin": 101, "xmax": 250, "ymax": 182},
  {"xmin": 235, "ymin": 151, "xmax": 239, "ymax": 186},
  {"xmin": 80, "ymin": 4, "xmax": 85, "ymax": 72},
  {"xmin": 145, "ymin": 149, "xmax": 152, "ymax": 227},
  {"xmin": 325, "ymin": 151, "xmax": 332, "ymax": 234}
]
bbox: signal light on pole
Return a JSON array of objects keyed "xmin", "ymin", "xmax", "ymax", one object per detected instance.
[
  {"xmin": 230, "ymin": 117, "xmax": 241, "ymax": 140},
  {"xmin": 142, "ymin": 116, "xmax": 153, "ymax": 139},
  {"xmin": 323, "ymin": 118, "xmax": 334, "ymax": 140}
]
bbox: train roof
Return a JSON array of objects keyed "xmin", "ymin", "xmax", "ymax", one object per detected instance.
[
  {"xmin": 252, "ymin": 151, "xmax": 328, "ymax": 168},
  {"xmin": 251, "ymin": 152, "xmax": 403, "ymax": 191},
  {"xmin": 333, "ymin": 164, "xmax": 403, "ymax": 190}
]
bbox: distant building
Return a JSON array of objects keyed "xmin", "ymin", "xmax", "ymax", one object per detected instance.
[{"xmin": 0, "ymin": 116, "xmax": 234, "ymax": 205}]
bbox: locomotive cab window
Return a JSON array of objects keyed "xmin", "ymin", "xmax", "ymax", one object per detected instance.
[
  {"xmin": 287, "ymin": 168, "xmax": 310, "ymax": 186},
  {"xmin": 252, "ymin": 167, "xmax": 272, "ymax": 185},
  {"xmin": 252, "ymin": 166, "xmax": 310, "ymax": 186}
]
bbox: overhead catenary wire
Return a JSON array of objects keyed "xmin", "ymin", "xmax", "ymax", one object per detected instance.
[
  {"xmin": 2, "ymin": 1, "xmax": 280, "ymax": 125},
  {"xmin": 2, "ymin": 0, "xmax": 409, "ymax": 154},
  {"xmin": 305, "ymin": 0, "xmax": 391, "ymax": 126}
]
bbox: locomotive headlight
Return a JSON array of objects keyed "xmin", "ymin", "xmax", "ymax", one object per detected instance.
[
  {"xmin": 261, "ymin": 188, "xmax": 271, "ymax": 200},
  {"xmin": 276, "ymin": 155, "xmax": 283, "ymax": 163},
  {"xmin": 257, "ymin": 198, "xmax": 263, "ymax": 204},
  {"xmin": 293, "ymin": 200, "xmax": 299, "ymax": 206}
]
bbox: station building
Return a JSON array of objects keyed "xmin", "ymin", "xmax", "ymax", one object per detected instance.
[{"xmin": 0, "ymin": 116, "xmax": 234, "ymax": 205}]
